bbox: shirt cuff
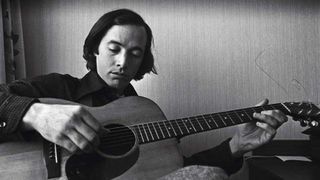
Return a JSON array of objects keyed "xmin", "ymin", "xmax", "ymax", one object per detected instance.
[{"xmin": 0, "ymin": 94, "xmax": 38, "ymax": 134}]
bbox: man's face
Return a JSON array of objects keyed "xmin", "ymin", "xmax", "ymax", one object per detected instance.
[{"xmin": 95, "ymin": 25, "xmax": 147, "ymax": 93}]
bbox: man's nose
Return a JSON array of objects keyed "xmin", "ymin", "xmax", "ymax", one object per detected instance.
[{"xmin": 116, "ymin": 52, "xmax": 128, "ymax": 70}]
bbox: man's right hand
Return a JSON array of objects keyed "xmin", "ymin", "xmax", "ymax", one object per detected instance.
[{"xmin": 22, "ymin": 103, "xmax": 102, "ymax": 153}]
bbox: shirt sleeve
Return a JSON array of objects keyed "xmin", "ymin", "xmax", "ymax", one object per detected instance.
[
  {"xmin": 183, "ymin": 138, "xmax": 243, "ymax": 175},
  {"xmin": 0, "ymin": 73, "xmax": 74, "ymax": 135},
  {"xmin": 0, "ymin": 85, "xmax": 38, "ymax": 134}
]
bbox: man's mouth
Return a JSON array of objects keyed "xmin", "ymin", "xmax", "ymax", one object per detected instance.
[{"xmin": 111, "ymin": 72, "xmax": 128, "ymax": 79}]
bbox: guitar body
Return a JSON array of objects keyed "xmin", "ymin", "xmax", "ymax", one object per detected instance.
[{"xmin": 0, "ymin": 96, "xmax": 183, "ymax": 180}]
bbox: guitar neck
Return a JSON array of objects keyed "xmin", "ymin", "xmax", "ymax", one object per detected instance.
[{"xmin": 131, "ymin": 103, "xmax": 291, "ymax": 144}]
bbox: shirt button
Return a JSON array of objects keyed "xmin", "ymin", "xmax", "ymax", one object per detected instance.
[{"xmin": 0, "ymin": 121, "xmax": 6, "ymax": 128}]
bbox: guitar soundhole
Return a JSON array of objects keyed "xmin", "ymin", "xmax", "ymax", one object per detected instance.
[
  {"xmin": 65, "ymin": 124, "xmax": 137, "ymax": 180},
  {"xmin": 98, "ymin": 124, "xmax": 136, "ymax": 157}
]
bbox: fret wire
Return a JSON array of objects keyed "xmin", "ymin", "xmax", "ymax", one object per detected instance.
[
  {"xmin": 136, "ymin": 126, "xmax": 143, "ymax": 143},
  {"xmin": 188, "ymin": 118, "xmax": 198, "ymax": 132},
  {"xmin": 204, "ymin": 115, "xmax": 215, "ymax": 128},
  {"xmin": 142, "ymin": 124, "xmax": 150, "ymax": 142},
  {"xmin": 167, "ymin": 120, "xmax": 177, "ymax": 136},
  {"xmin": 277, "ymin": 103, "xmax": 290, "ymax": 114},
  {"xmin": 177, "ymin": 119, "xmax": 189, "ymax": 134},
  {"xmin": 202, "ymin": 115, "xmax": 212, "ymax": 129},
  {"xmin": 226, "ymin": 113, "xmax": 235, "ymax": 124},
  {"xmin": 159, "ymin": 121, "xmax": 170, "ymax": 138},
  {"xmin": 163, "ymin": 121, "xmax": 172, "ymax": 137},
  {"xmin": 157, "ymin": 122, "xmax": 166, "ymax": 139},
  {"xmin": 244, "ymin": 109, "xmax": 254, "ymax": 121},
  {"xmin": 195, "ymin": 117, "xmax": 204, "ymax": 131},
  {"xmin": 220, "ymin": 112, "xmax": 233, "ymax": 126},
  {"xmin": 152, "ymin": 123, "xmax": 160, "ymax": 139},
  {"xmin": 174, "ymin": 119, "xmax": 184, "ymax": 135},
  {"xmin": 243, "ymin": 110, "xmax": 253, "ymax": 120},
  {"xmin": 182, "ymin": 118, "xmax": 191, "ymax": 134},
  {"xmin": 232, "ymin": 112, "xmax": 246, "ymax": 124},
  {"xmin": 188, "ymin": 117, "xmax": 201, "ymax": 131},
  {"xmin": 197, "ymin": 116, "xmax": 210, "ymax": 130},
  {"xmin": 146, "ymin": 123, "xmax": 155, "ymax": 141},
  {"xmin": 209, "ymin": 114, "xmax": 219, "ymax": 128},
  {"xmin": 138, "ymin": 125, "xmax": 145, "ymax": 143},
  {"xmin": 183, "ymin": 118, "xmax": 195, "ymax": 132},
  {"xmin": 147, "ymin": 123, "xmax": 155, "ymax": 141},
  {"xmin": 133, "ymin": 126, "xmax": 143, "ymax": 143},
  {"xmin": 234, "ymin": 111, "xmax": 244, "ymax": 123},
  {"xmin": 217, "ymin": 113, "xmax": 227, "ymax": 126}
]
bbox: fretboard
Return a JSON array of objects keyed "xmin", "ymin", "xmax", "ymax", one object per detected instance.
[{"xmin": 131, "ymin": 103, "xmax": 290, "ymax": 144}]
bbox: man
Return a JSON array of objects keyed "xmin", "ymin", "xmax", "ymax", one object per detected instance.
[{"xmin": 0, "ymin": 9, "xmax": 287, "ymax": 178}]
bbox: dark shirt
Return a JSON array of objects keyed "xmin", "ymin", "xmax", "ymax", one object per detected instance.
[{"xmin": 0, "ymin": 71, "xmax": 242, "ymax": 175}]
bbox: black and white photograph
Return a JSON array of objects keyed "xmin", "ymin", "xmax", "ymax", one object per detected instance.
[{"xmin": 0, "ymin": 0, "xmax": 319, "ymax": 179}]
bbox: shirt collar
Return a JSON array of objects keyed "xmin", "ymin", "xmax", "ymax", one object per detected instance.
[{"xmin": 75, "ymin": 71, "xmax": 137, "ymax": 101}]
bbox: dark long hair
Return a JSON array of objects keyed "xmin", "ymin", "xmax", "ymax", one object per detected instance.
[{"xmin": 83, "ymin": 9, "xmax": 156, "ymax": 80}]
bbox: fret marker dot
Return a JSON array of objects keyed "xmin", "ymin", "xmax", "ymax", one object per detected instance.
[
  {"xmin": 241, "ymin": 114, "xmax": 244, "ymax": 116},
  {"xmin": 224, "ymin": 117, "xmax": 227, "ymax": 119}
]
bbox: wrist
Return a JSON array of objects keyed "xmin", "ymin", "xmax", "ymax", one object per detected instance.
[
  {"xmin": 229, "ymin": 137, "xmax": 245, "ymax": 158},
  {"xmin": 21, "ymin": 102, "xmax": 42, "ymax": 131}
]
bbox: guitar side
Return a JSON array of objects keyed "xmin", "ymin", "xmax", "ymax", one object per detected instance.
[{"xmin": 0, "ymin": 96, "xmax": 183, "ymax": 180}]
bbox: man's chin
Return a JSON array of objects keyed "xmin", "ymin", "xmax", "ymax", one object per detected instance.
[{"xmin": 108, "ymin": 81, "xmax": 129, "ymax": 92}]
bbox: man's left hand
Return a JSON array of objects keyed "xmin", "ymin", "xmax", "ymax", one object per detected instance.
[{"xmin": 229, "ymin": 99, "xmax": 288, "ymax": 157}]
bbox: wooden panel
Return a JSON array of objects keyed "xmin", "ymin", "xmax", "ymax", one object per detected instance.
[{"xmin": 20, "ymin": 0, "xmax": 320, "ymax": 156}]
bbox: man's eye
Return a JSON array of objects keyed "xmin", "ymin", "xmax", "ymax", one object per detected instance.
[
  {"xmin": 108, "ymin": 47, "xmax": 120, "ymax": 53},
  {"xmin": 131, "ymin": 50, "xmax": 142, "ymax": 57},
  {"xmin": 108, "ymin": 45, "xmax": 120, "ymax": 53}
]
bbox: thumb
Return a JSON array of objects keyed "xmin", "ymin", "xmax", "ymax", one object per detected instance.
[{"xmin": 255, "ymin": 98, "xmax": 269, "ymax": 106}]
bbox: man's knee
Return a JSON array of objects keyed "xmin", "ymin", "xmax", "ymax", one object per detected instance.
[{"xmin": 158, "ymin": 165, "xmax": 228, "ymax": 180}]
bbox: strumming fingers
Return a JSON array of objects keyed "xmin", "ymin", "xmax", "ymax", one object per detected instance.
[
  {"xmin": 58, "ymin": 135, "xmax": 78, "ymax": 153},
  {"xmin": 66, "ymin": 128, "xmax": 93, "ymax": 153}
]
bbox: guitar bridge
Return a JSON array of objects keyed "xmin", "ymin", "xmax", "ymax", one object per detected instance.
[{"xmin": 43, "ymin": 140, "xmax": 61, "ymax": 179}]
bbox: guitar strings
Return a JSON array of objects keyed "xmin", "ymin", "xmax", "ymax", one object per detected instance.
[
  {"xmin": 100, "ymin": 103, "xmax": 280, "ymax": 137},
  {"xmin": 102, "ymin": 103, "xmax": 279, "ymax": 133},
  {"xmin": 98, "ymin": 104, "xmax": 284, "ymax": 148}
]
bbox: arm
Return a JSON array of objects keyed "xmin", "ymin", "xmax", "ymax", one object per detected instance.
[
  {"xmin": 22, "ymin": 102, "xmax": 101, "ymax": 153},
  {"xmin": 0, "ymin": 84, "xmax": 38, "ymax": 134},
  {"xmin": 0, "ymin": 75, "xmax": 102, "ymax": 153}
]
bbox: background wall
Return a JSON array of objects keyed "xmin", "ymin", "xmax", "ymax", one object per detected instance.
[{"xmin": 20, "ymin": 0, "xmax": 320, "ymax": 156}]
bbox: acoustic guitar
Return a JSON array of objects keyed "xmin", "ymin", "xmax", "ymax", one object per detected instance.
[{"xmin": 0, "ymin": 96, "xmax": 319, "ymax": 180}]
